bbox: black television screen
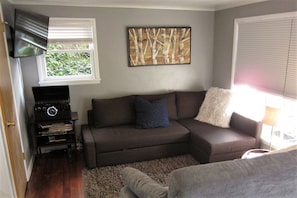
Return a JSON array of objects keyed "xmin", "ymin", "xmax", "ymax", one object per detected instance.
[{"xmin": 13, "ymin": 9, "xmax": 49, "ymax": 58}]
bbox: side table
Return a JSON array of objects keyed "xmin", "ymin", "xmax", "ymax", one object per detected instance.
[{"xmin": 241, "ymin": 149, "xmax": 270, "ymax": 159}]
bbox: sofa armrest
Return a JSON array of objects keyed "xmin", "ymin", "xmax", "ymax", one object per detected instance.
[
  {"xmin": 81, "ymin": 125, "xmax": 96, "ymax": 168},
  {"xmin": 120, "ymin": 186, "xmax": 139, "ymax": 198},
  {"xmin": 87, "ymin": 110, "xmax": 94, "ymax": 126},
  {"xmin": 229, "ymin": 112, "xmax": 261, "ymax": 148},
  {"xmin": 121, "ymin": 167, "xmax": 168, "ymax": 198}
]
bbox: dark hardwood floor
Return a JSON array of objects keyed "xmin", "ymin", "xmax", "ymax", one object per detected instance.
[{"xmin": 25, "ymin": 150, "xmax": 85, "ymax": 198}]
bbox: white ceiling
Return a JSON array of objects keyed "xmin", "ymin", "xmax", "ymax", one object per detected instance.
[{"xmin": 8, "ymin": 0, "xmax": 272, "ymax": 11}]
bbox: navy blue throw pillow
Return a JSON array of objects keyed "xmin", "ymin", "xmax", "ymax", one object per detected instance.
[{"xmin": 135, "ymin": 97, "xmax": 171, "ymax": 129}]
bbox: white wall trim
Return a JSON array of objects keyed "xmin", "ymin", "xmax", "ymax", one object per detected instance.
[{"xmin": 26, "ymin": 154, "xmax": 35, "ymax": 180}]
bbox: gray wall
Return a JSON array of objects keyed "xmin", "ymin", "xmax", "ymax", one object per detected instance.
[
  {"xmin": 15, "ymin": 5, "xmax": 215, "ymax": 127},
  {"xmin": 11, "ymin": 0, "xmax": 297, "ymax": 151},
  {"xmin": 213, "ymin": 0, "xmax": 297, "ymax": 89}
]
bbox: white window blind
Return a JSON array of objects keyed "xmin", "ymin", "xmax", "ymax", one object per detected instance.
[
  {"xmin": 48, "ymin": 18, "xmax": 94, "ymax": 42},
  {"xmin": 233, "ymin": 13, "xmax": 297, "ymax": 99}
]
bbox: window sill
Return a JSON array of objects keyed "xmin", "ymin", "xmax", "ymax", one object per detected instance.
[{"xmin": 39, "ymin": 78, "xmax": 101, "ymax": 86}]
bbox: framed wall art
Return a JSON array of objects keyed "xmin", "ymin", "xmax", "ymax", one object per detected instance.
[{"xmin": 127, "ymin": 27, "xmax": 191, "ymax": 67}]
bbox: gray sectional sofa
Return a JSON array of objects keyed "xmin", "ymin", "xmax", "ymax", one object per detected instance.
[
  {"xmin": 81, "ymin": 91, "xmax": 261, "ymax": 168},
  {"xmin": 120, "ymin": 149, "xmax": 297, "ymax": 198}
]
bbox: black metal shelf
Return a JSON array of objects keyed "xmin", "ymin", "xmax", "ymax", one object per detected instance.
[{"xmin": 33, "ymin": 112, "xmax": 78, "ymax": 154}]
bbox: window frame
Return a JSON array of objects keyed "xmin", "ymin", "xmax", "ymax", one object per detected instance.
[{"xmin": 36, "ymin": 17, "xmax": 101, "ymax": 86}]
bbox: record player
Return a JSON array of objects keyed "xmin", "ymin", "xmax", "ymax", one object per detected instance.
[{"xmin": 32, "ymin": 86, "xmax": 71, "ymax": 121}]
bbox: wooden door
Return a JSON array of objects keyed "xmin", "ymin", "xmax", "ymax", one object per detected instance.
[{"xmin": 0, "ymin": 5, "xmax": 27, "ymax": 198}]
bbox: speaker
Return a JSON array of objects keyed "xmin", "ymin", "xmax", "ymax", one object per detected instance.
[{"xmin": 32, "ymin": 86, "xmax": 71, "ymax": 121}]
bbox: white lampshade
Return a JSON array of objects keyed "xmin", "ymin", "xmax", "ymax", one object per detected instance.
[{"xmin": 262, "ymin": 106, "xmax": 280, "ymax": 126}]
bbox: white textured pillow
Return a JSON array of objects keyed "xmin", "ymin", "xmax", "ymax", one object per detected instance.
[{"xmin": 195, "ymin": 87, "xmax": 234, "ymax": 128}]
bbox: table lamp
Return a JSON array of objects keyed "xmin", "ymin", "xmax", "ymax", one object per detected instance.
[{"xmin": 262, "ymin": 106, "xmax": 280, "ymax": 150}]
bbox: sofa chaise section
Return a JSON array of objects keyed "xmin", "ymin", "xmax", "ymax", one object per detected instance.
[
  {"xmin": 175, "ymin": 90, "xmax": 260, "ymax": 163},
  {"xmin": 179, "ymin": 112, "xmax": 260, "ymax": 163}
]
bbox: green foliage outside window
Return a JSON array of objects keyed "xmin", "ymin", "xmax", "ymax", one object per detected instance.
[{"xmin": 45, "ymin": 43, "xmax": 92, "ymax": 77}]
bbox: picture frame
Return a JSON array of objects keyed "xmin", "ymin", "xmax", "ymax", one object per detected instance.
[{"xmin": 127, "ymin": 27, "xmax": 191, "ymax": 67}]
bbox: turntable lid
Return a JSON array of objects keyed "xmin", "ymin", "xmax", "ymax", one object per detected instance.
[{"xmin": 32, "ymin": 86, "xmax": 70, "ymax": 103}]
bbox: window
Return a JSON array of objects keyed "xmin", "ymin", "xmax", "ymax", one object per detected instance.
[
  {"xmin": 37, "ymin": 18, "xmax": 100, "ymax": 85},
  {"xmin": 231, "ymin": 12, "xmax": 297, "ymax": 149}
]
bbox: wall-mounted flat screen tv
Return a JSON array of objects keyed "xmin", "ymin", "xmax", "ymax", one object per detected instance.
[{"xmin": 13, "ymin": 9, "xmax": 49, "ymax": 58}]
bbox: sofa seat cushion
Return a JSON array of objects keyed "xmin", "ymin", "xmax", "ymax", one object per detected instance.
[
  {"xmin": 90, "ymin": 121, "xmax": 190, "ymax": 153},
  {"xmin": 178, "ymin": 119, "xmax": 256, "ymax": 155}
]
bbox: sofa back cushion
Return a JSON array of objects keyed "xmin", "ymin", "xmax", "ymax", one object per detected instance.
[
  {"xmin": 92, "ymin": 96, "xmax": 135, "ymax": 128},
  {"xmin": 138, "ymin": 92, "xmax": 177, "ymax": 120},
  {"xmin": 176, "ymin": 91, "xmax": 206, "ymax": 120}
]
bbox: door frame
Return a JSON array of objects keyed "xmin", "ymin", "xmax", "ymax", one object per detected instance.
[{"xmin": 0, "ymin": 3, "xmax": 28, "ymax": 197}]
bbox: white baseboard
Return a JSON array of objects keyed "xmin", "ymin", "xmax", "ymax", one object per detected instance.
[{"xmin": 25, "ymin": 154, "xmax": 35, "ymax": 181}]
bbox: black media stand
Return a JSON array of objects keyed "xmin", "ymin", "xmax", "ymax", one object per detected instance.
[{"xmin": 33, "ymin": 112, "xmax": 78, "ymax": 155}]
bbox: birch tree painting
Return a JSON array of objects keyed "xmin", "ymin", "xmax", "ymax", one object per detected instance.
[{"xmin": 128, "ymin": 27, "xmax": 191, "ymax": 66}]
